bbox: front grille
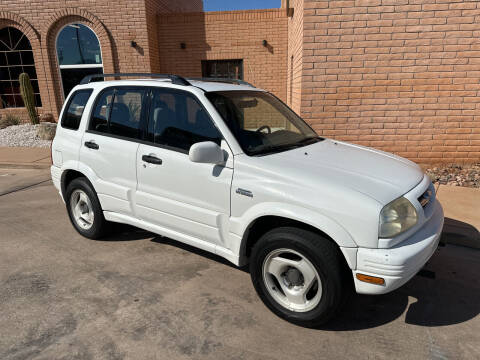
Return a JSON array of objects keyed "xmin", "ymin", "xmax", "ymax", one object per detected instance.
[{"xmin": 418, "ymin": 186, "xmax": 434, "ymax": 208}]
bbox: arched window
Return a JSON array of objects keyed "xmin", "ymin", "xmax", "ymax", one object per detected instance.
[
  {"xmin": 56, "ymin": 23, "xmax": 103, "ymax": 98},
  {"xmin": 0, "ymin": 27, "xmax": 41, "ymax": 108}
]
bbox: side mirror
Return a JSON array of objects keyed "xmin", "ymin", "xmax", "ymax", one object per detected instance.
[{"xmin": 189, "ymin": 141, "xmax": 225, "ymax": 165}]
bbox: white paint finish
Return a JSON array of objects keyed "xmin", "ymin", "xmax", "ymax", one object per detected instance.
[
  {"xmin": 135, "ymin": 143, "xmax": 233, "ymax": 247},
  {"xmin": 52, "ymin": 78, "xmax": 446, "ymax": 297},
  {"xmin": 79, "ymin": 134, "xmax": 138, "ymax": 214},
  {"xmin": 103, "ymin": 211, "xmax": 240, "ymax": 265}
]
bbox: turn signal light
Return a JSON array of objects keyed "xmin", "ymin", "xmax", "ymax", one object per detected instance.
[{"xmin": 356, "ymin": 273, "xmax": 385, "ymax": 285}]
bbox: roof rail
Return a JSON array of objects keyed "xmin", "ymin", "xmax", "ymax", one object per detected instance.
[
  {"xmin": 187, "ymin": 77, "xmax": 255, "ymax": 87},
  {"xmin": 79, "ymin": 73, "xmax": 191, "ymax": 86}
]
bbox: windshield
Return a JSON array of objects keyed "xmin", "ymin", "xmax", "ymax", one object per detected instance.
[{"xmin": 205, "ymin": 91, "xmax": 322, "ymax": 156}]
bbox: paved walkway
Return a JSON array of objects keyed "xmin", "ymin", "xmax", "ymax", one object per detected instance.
[
  {"xmin": 0, "ymin": 146, "xmax": 50, "ymax": 168},
  {"xmin": 437, "ymin": 186, "xmax": 480, "ymax": 249}
]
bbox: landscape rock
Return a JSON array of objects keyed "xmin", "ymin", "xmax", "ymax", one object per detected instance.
[
  {"xmin": 36, "ymin": 122, "xmax": 57, "ymax": 140},
  {"xmin": 0, "ymin": 124, "xmax": 51, "ymax": 147}
]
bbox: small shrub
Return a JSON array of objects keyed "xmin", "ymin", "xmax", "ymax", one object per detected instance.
[{"xmin": 0, "ymin": 114, "xmax": 21, "ymax": 129}]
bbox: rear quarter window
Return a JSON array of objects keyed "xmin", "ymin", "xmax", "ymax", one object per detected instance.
[{"xmin": 61, "ymin": 89, "xmax": 93, "ymax": 130}]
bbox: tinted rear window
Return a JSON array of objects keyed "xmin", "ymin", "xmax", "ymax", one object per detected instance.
[{"xmin": 61, "ymin": 89, "xmax": 93, "ymax": 130}]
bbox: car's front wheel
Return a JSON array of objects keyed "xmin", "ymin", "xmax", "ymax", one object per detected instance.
[
  {"xmin": 249, "ymin": 227, "xmax": 349, "ymax": 327},
  {"xmin": 65, "ymin": 177, "xmax": 108, "ymax": 239}
]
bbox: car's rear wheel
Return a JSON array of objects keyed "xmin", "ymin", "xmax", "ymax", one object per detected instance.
[
  {"xmin": 250, "ymin": 227, "xmax": 349, "ymax": 327},
  {"xmin": 65, "ymin": 177, "xmax": 108, "ymax": 239}
]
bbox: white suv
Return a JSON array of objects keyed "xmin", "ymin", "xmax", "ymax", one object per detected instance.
[{"xmin": 51, "ymin": 74, "xmax": 444, "ymax": 326}]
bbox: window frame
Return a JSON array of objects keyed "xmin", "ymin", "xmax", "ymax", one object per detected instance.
[
  {"xmin": 145, "ymin": 87, "xmax": 225, "ymax": 155},
  {"xmin": 201, "ymin": 59, "xmax": 244, "ymax": 80},
  {"xmin": 87, "ymin": 85, "xmax": 150, "ymax": 142},
  {"xmin": 60, "ymin": 88, "xmax": 93, "ymax": 130},
  {"xmin": 0, "ymin": 26, "xmax": 42, "ymax": 108},
  {"xmin": 55, "ymin": 23, "xmax": 104, "ymax": 99},
  {"xmin": 86, "ymin": 85, "xmax": 226, "ymax": 154}
]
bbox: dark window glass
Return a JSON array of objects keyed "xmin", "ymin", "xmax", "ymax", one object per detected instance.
[
  {"xmin": 109, "ymin": 88, "xmax": 146, "ymax": 139},
  {"xmin": 148, "ymin": 89, "xmax": 222, "ymax": 152},
  {"xmin": 6, "ymin": 52, "xmax": 20, "ymax": 65},
  {"xmin": 31, "ymin": 80, "xmax": 39, "ymax": 94},
  {"xmin": 56, "ymin": 24, "xmax": 102, "ymax": 66},
  {"xmin": 61, "ymin": 89, "xmax": 93, "ymax": 130},
  {"xmin": 90, "ymin": 89, "xmax": 114, "ymax": 133},
  {"xmin": 59, "ymin": 67, "xmax": 103, "ymax": 99},
  {"xmin": 202, "ymin": 59, "xmax": 243, "ymax": 80},
  {"xmin": 0, "ymin": 27, "xmax": 41, "ymax": 108},
  {"xmin": 20, "ymin": 51, "xmax": 34, "ymax": 65},
  {"xmin": 0, "ymin": 52, "xmax": 7, "ymax": 66}
]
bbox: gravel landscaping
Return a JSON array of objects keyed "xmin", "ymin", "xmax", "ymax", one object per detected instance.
[
  {"xmin": 425, "ymin": 163, "xmax": 480, "ymax": 188},
  {"xmin": 0, "ymin": 124, "xmax": 52, "ymax": 148}
]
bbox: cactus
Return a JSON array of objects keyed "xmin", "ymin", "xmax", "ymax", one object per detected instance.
[{"xmin": 19, "ymin": 72, "xmax": 39, "ymax": 124}]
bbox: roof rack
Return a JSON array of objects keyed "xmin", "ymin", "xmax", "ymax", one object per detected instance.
[
  {"xmin": 79, "ymin": 73, "xmax": 191, "ymax": 86},
  {"xmin": 187, "ymin": 77, "xmax": 255, "ymax": 87}
]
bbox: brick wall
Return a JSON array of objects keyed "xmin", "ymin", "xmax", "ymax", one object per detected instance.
[
  {"xmin": 298, "ymin": 0, "xmax": 480, "ymax": 164},
  {"xmin": 0, "ymin": 0, "xmax": 202, "ymax": 121},
  {"xmin": 145, "ymin": 0, "xmax": 203, "ymax": 73},
  {"xmin": 157, "ymin": 9, "xmax": 288, "ymax": 102},
  {"xmin": 287, "ymin": 0, "xmax": 304, "ymax": 114}
]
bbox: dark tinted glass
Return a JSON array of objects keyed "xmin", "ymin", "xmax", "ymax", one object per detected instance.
[
  {"xmin": 61, "ymin": 89, "xmax": 93, "ymax": 130},
  {"xmin": 148, "ymin": 89, "xmax": 221, "ymax": 152},
  {"xmin": 90, "ymin": 89, "xmax": 114, "ymax": 133},
  {"xmin": 60, "ymin": 67, "xmax": 102, "ymax": 99},
  {"xmin": 109, "ymin": 88, "xmax": 146, "ymax": 139},
  {"xmin": 0, "ymin": 27, "xmax": 41, "ymax": 108},
  {"xmin": 56, "ymin": 24, "xmax": 102, "ymax": 66}
]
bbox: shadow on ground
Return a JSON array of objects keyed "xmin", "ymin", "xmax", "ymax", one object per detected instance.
[
  {"xmin": 101, "ymin": 220, "xmax": 480, "ymax": 331},
  {"xmin": 442, "ymin": 217, "xmax": 480, "ymax": 249}
]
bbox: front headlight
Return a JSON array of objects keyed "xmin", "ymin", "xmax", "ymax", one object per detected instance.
[{"xmin": 379, "ymin": 197, "xmax": 418, "ymax": 238}]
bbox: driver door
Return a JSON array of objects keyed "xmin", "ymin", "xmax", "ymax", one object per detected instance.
[{"xmin": 135, "ymin": 88, "xmax": 233, "ymax": 249}]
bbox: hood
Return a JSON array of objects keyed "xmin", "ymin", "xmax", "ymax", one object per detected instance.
[{"xmin": 259, "ymin": 139, "xmax": 424, "ymax": 205}]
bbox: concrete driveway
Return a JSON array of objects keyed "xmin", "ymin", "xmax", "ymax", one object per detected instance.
[{"xmin": 0, "ymin": 169, "xmax": 479, "ymax": 360}]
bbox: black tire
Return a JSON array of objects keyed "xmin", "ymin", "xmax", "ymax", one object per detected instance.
[
  {"xmin": 249, "ymin": 227, "xmax": 349, "ymax": 327},
  {"xmin": 65, "ymin": 177, "xmax": 108, "ymax": 240}
]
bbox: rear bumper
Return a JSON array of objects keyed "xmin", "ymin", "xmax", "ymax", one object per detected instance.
[
  {"xmin": 50, "ymin": 165, "xmax": 63, "ymax": 199},
  {"xmin": 353, "ymin": 200, "xmax": 444, "ymax": 295}
]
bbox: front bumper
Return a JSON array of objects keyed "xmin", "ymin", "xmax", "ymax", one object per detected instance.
[{"xmin": 353, "ymin": 200, "xmax": 444, "ymax": 295}]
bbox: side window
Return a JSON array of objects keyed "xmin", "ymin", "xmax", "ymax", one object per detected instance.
[
  {"xmin": 61, "ymin": 89, "xmax": 93, "ymax": 130},
  {"xmin": 109, "ymin": 88, "xmax": 146, "ymax": 139},
  {"xmin": 90, "ymin": 89, "xmax": 114, "ymax": 133},
  {"xmin": 148, "ymin": 89, "xmax": 221, "ymax": 152}
]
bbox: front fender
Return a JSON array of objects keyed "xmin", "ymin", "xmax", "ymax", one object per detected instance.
[{"xmin": 230, "ymin": 202, "xmax": 358, "ymax": 252}]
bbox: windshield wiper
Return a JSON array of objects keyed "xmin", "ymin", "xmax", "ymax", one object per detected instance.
[
  {"xmin": 249, "ymin": 136, "xmax": 323, "ymax": 156},
  {"xmin": 249, "ymin": 143, "xmax": 297, "ymax": 156},
  {"xmin": 294, "ymin": 136, "xmax": 323, "ymax": 145}
]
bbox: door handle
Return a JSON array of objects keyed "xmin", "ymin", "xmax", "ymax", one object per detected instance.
[
  {"xmin": 84, "ymin": 141, "xmax": 99, "ymax": 150},
  {"xmin": 142, "ymin": 154, "xmax": 162, "ymax": 165}
]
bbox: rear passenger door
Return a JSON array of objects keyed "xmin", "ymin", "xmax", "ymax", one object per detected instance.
[
  {"xmin": 79, "ymin": 86, "xmax": 148, "ymax": 216},
  {"xmin": 135, "ymin": 88, "xmax": 233, "ymax": 248}
]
